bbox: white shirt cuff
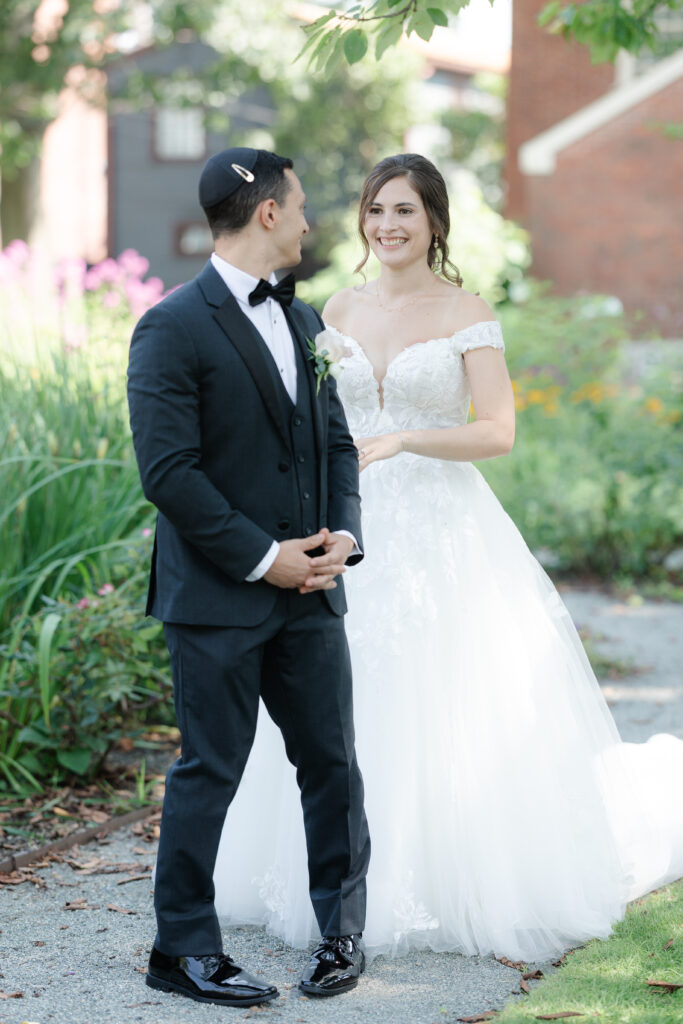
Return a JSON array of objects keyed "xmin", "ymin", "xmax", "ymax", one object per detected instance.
[
  {"xmin": 246, "ymin": 541, "xmax": 280, "ymax": 582},
  {"xmin": 332, "ymin": 530, "xmax": 362, "ymax": 558}
]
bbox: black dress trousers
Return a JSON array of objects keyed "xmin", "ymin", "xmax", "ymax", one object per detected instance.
[{"xmin": 154, "ymin": 587, "xmax": 370, "ymax": 956}]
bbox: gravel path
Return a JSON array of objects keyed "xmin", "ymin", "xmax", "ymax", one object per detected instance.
[{"xmin": 1, "ymin": 587, "xmax": 681, "ymax": 1024}]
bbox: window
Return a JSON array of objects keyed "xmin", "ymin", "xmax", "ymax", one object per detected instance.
[
  {"xmin": 154, "ymin": 107, "xmax": 206, "ymax": 161},
  {"xmin": 175, "ymin": 222, "xmax": 213, "ymax": 257}
]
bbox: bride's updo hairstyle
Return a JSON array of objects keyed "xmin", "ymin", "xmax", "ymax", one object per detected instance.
[{"xmin": 355, "ymin": 153, "xmax": 463, "ymax": 287}]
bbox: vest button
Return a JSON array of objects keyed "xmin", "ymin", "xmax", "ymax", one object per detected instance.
[
  {"xmin": 303, "ymin": 491, "xmax": 310, "ymax": 500},
  {"xmin": 278, "ymin": 461, "xmax": 290, "ymax": 472},
  {"xmin": 278, "ymin": 519, "xmax": 290, "ymax": 531},
  {"xmin": 293, "ymin": 415, "xmax": 303, "ymax": 426},
  {"xmin": 297, "ymin": 454, "xmax": 305, "ymax": 463}
]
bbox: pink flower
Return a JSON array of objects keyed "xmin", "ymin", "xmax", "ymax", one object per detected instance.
[
  {"xmin": 96, "ymin": 258, "xmax": 121, "ymax": 283},
  {"xmin": 3, "ymin": 239, "xmax": 30, "ymax": 266},
  {"xmin": 117, "ymin": 249, "xmax": 150, "ymax": 278},
  {"xmin": 97, "ymin": 583, "xmax": 115, "ymax": 596},
  {"xmin": 141, "ymin": 527, "xmax": 153, "ymax": 537},
  {"xmin": 84, "ymin": 266, "xmax": 104, "ymax": 291},
  {"xmin": 77, "ymin": 597, "xmax": 91, "ymax": 610}
]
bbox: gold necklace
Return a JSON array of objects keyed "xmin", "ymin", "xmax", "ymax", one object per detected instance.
[{"xmin": 373, "ymin": 285, "xmax": 437, "ymax": 314}]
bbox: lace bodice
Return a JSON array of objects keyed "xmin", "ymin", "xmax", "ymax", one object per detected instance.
[{"xmin": 328, "ymin": 320, "xmax": 505, "ymax": 437}]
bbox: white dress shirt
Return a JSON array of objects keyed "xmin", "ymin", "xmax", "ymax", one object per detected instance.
[{"xmin": 210, "ymin": 253, "xmax": 359, "ymax": 582}]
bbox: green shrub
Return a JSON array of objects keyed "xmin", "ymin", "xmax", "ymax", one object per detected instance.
[
  {"xmin": 484, "ymin": 290, "xmax": 683, "ymax": 577},
  {"xmin": 0, "ymin": 534, "xmax": 172, "ymax": 791}
]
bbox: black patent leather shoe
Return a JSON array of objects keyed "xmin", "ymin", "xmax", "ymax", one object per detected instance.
[
  {"xmin": 146, "ymin": 946, "xmax": 278, "ymax": 1006},
  {"xmin": 299, "ymin": 934, "xmax": 365, "ymax": 996}
]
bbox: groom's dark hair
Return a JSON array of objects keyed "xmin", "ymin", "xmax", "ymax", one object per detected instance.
[{"xmin": 203, "ymin": 151, "xmax": 294, "ymax": 238}]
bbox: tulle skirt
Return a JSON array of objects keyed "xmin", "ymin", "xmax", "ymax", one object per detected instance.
[{"xmin": 214, "ymin": 454, "xmax": 683, "ymax": 961}]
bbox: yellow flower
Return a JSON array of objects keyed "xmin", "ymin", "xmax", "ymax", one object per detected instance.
[
  {"xmin": 543, "ymin": 402, "xmax": 558, "ymax": 417},
  {"xmin": 644, "ymin": 396, "xmax": 664, "ymax": 414},
  {"xmin": 665, "ymin": 410, "xmax": 682, "ymax": 423},
  {"xmin": 527, "ymin": 389, "xmax": 545, "ymax": 405}
]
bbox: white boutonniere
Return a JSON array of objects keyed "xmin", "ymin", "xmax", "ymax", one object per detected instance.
[{"xmin": 306, "ymin": 329, "xmax": 346, "ymax": 395}]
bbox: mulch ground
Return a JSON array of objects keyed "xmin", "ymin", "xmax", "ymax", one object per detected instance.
[{"xmin": 0, "ymin": 733, "xmax": 176, "ymax": 873}]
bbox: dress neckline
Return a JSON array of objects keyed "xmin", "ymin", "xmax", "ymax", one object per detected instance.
[{"xmin": 325, "ymin": 321, "xmax": 494, "ymax": 394}]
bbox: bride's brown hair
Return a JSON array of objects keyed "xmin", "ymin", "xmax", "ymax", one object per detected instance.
[{"xmin": 355, "ymin": 153, "xmax": 463, "ymax": 287}]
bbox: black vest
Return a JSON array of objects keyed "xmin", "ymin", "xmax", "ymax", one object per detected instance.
[{"xmin": 267, "ymin": 333, "xmax": 321, "ymax": 540}]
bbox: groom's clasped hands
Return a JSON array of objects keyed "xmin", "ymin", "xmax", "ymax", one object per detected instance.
[{"xmin": 263, "ymin": 528, "xmax": 354, "ymax": 593}]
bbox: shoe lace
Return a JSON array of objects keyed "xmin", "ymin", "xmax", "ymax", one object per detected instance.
[{"xmin": 314, "ymin": 936, "xmax": 355, "ymax": 966}]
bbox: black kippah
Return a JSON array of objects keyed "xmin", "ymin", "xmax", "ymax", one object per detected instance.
[{"xmin": 198, "ymin": 148, "xmax": 259, "ymax": 209}]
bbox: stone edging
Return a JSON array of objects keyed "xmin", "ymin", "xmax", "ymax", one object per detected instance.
[{"xmin": 0, "ymin": 803, "xmax": 161, "ymax": 875}]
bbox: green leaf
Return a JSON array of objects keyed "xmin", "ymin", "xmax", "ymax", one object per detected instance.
[
  {"xmin": 538, "ymin": 0, "xmax": 562, "ymax": 28},
  {"xmin": 17, "ymin": 724, "xmax": 53, "ymax": 749},
  {"xmin": 375, "ymin": 18, "xmax": 404, "ymax": 59},
  {"xmin": 343, "ymin": 28, "xmax": 369, "ymax": 64},
  {"xmin": 303, "ymin": 10, "xmax": 336, "ymax": 33},
  {"xmin": 136, "ymin": 625, "xmax": 161, "ymax": 642},
  {"xmin": 408, "ymin": 11, "xmax": 436, "ymax": 41},
  {"xmin": 18, "ymin": 751, "xmax": 45, "ymax": 777},
  {"xmin": 38, "ymin": 612, "xmax": 61, "ymax": 727},
  {"xmin": 57, "ymin": 747, "xmax": 92, "ymax": 776},
  {"xmin": 427, "ymin": 8, "xmax": 449, "ymax": 27}
]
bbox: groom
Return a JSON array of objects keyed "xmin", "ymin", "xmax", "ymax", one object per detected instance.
[{"xmin": 127, "ymin": 147, "xmax": 370, "ymax": 1005}]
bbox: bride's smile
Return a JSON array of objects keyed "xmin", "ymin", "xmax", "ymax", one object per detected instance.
[{"xmin": 365, "ymin": 177, "xmax": 433, "ymax": 269}]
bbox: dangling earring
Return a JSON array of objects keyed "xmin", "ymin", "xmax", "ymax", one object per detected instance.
[{"xmin": 432, "ymin": 233, "xmax": 439, "ymax": 248}]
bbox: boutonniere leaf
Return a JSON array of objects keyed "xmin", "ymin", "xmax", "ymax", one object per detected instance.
[{"xmin": 306, "ymin": 329, "xmax": 346, "ymax": 395}]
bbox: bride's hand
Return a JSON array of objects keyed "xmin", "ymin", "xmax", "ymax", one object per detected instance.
[{"xmin": 355, "ymin": 434, "xmax": 403, "ymax": 471}]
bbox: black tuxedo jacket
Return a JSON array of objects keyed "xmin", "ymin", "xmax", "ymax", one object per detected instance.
[{"xmin": 127, "ymin": 260, "xmax": 363, "ymax": 626}]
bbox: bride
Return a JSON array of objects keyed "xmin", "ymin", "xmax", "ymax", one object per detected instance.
[{"xmin": 214, "ymin": 153, "xmax": 683, "ymax": 962}]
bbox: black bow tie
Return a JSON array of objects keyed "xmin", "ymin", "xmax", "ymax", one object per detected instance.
[{"xmin": 248, "ymin": 273, "xmax": 296, "ymax": 308}]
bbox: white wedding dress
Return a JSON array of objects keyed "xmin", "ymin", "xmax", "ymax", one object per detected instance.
[{"xmin": 214, "ymin": 320, "xmax": 683, "ymax": 962}]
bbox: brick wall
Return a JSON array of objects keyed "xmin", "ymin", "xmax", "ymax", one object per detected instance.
[
  {"xmin": 506, "ymin": 0, "xmax": 614, "ymax": 219},
  {"xmin": 525, "ymin": 79, "xmax": 683, "ymax": 335}
]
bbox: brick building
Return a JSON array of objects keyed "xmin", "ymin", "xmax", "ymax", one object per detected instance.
[{"xmin": 507, "ymin": 0, "xmax": 683, "ymax": 334}]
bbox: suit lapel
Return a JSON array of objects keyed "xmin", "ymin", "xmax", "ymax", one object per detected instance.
[
  {"xmin": 285, "ymin": 305, "xmax": 325, "ymax": 455},
  {"xmin": 212, "ymin": 288, "xmax": 291, "ymax": 449}
]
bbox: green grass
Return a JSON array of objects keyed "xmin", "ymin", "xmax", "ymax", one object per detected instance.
[{"xmin": 492, "ymin": 880, "xmax": 683, "ymax": 1024}]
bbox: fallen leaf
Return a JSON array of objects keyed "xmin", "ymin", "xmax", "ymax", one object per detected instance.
[
  {"xmin": 520, "ymin": 979, "xmax": 531, "ymax": 994},
  {"xmin": 664, "ymin": 939, "xmax": 674, "ymax": 950},
  {"xmin": 133, "ymin": 966, "xmax": 147, "ymax": 975},
  {"xmin": 523, "ymin": 969, "xmax": 544, "ymax": 980},
  {"xmin": 0, "ymin": 990, "xmax": 24, "ymax": 999},
  {"xmin": 64, "ymin": 898, "xmax": 97, "ymax": 911},
  {"xmin": 497, "ymin": 956, "xmax": 526, "ymax": 971},
  {"xmin": 52, "ymin": 807, "xmax": 70, "ymax": 816},
  {"xmin": 457, "ymin": 1014, "xmax": 498, "ymax": 1023},
  {"xmin": 646, "ymin": 978, "xmax": 683, "ymax": 992},
  {"xmin": 117, "ymin": 872, "xmax": 153, "ymax": 885},
  {"xmin": 80, "ymin": 808, "xmax": 109, "ymax": 824},
  {"xmin": 106, "ymin": 904, "xmax": 136, "ymax": 915},
  {"xmin": 32, "ymin": 941, "xmax": 45, "ymax": 947},
  {"xmin": 535, "ymin": 1015, "xmax": 584, "ymax": 1021}
]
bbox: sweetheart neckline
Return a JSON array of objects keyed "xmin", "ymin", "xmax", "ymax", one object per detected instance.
[{"xmin": 324, "ymin": 321, "xmax": 496, "ymax": 393}]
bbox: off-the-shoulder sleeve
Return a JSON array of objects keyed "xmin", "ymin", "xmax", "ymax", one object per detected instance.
[{"xmin": 453, "ymin": 320, "xmax": 505, "ymax": 355}]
